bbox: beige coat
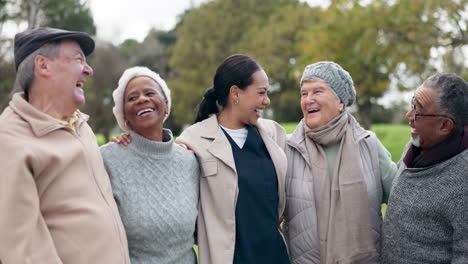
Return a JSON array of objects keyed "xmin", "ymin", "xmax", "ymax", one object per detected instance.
[
  {"xmin": 176, "ymin": 115, "xmax": 287, "ymax": 264},
  {"xmin": 0, "ymin": 93, "xmax": 130, "ymax": 264}
]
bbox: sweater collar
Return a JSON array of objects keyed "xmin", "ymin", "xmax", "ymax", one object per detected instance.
[
  {"xmin": 403, "ymin": 126, "xmax": 468, "ymax": 168},
  {"xmin": 127, "ymin": 129, "xmax": 174, "ymax": 157},
  {"xmin": 9, "ymin": 92, "xmax": 88, "ymax": 137}
]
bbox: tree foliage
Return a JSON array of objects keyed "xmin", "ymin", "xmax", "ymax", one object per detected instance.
[
  {"xmin": 167, "ymin": 0, "xmax": 467, "ymax": 129},
  {"xmin": 1, "ymin": 0, "xmax": 467, "ymax": 134},
  {"xmin": 169, "ymin": 0, "xmax": 300, "ymax": 128},
  {"xmin": 40, "ymin": 0, "xmax": 95, "ymax": 34},
  {"xmin": 244, "ymin": 3, "xmax": 319, "ymax": 122},
  {"xmin": 299, "ymin": 0, "xmax": 468, "ymax": 127},
  {"xmin": 81, "ymin": 43, "xmax": 124, "ymax": 141},
  {"xmin": 0, "ymin": 59, "xmax": 15, "ymax": 109}
]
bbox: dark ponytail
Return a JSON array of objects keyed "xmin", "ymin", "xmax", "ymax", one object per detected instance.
[
  {"xmin": 194, "ymin": 54, "xmax": 261, "ymax": 123},
  {"xmin": 195, "ymin": 87, "xmax": 219, "ymax": 123}
]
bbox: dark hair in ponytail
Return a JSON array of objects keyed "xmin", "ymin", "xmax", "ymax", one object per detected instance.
[{"xmin": 194, "ymin": 54, "xmax": 262, "ymax": 123}]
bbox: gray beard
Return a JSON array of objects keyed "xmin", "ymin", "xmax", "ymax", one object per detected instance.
[{"xmin": 410, "ymin": 135, "xmax": 421, "ymax": 147}]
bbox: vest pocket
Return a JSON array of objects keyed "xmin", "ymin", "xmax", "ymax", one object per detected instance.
[{"xmin": 201, "ymin": 160, "xmax": 217, "ymax": 177}]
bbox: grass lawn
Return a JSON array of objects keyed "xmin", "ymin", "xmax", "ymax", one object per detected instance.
[
  {"xmin": 371, "ymin": 124, "xmax": 410, "ymax": 162},
  {"xmin": 96, "ymin": 134, "xmax": 107, "ymax": 146}
]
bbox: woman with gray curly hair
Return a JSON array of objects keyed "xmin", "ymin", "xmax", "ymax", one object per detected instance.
[
  {"xmin": 284, "ymin": 61, "xmax": 397, "ymax": 264},
  {"xmin": 100, "ymin": 66, "xmax": 199, "ymax": 264}
]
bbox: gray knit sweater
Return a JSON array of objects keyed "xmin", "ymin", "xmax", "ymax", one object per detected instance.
[
  {"xmin": 382, "ymin": 148, "xmax": 468, "ymax": 264},
  {"xmin": 100, "ymin": 129, "xmax": 199, "ymax": 264}
]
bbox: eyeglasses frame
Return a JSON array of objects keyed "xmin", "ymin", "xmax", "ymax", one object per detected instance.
[{"xmin": 410, "ymin": 96, "xmax": 454, "ymax": 122}]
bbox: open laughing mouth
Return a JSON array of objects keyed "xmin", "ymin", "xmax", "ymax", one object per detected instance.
[
  {"xmin": 307, "ymin": 109, "xmax": 319, "ymax": 113},
  {"xmin": 255, "ymin": 108, "xmax": 265, "ymax": 117},
  {"xmin": 76, "ymin": 80, "xmax": 84, "ymax": 89},
  {"xmin": 137, "ymin": 108, "xmax": 154, "ymax": 116}
]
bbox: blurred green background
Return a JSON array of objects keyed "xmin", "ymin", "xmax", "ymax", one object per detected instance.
[{"xmin": 1, "ymin": 0, "xmax": 467, "ymax": 141}]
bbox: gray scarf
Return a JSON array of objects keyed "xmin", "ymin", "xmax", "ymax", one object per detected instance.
[{"xmin": 304, "ymin": 112, "xmax": 375, "ymax": 263}]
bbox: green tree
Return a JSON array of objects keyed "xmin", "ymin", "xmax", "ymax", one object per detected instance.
[
  {"xmin": 40, "ymin": 0, "xmax": 95, "ymax": 34},
  {"xmin": 82, "ymin": 43, "xmax": 124, "ymax": 141},
  {"xmin": 0, "ymin": 0, "xmax": 21, "ymax": 112},
  {"xmin": 12, "ymin": 0, "xmax": 95, "ymax": 31},
  {"xmin": 244, "ymin": 2, "xmax": 317, "ymax": 123},
  {"xmin": 298, "ymin": 0, "xmax": 468, "ymax": 128},
  {"xmin": 119, "ymin": 29, "xmax": 172, "ymax": 76},
  {"xmin": 0, "ymin": 60, "xmax": 15, "ymax": 110},
  {"xmin": 168, "ymin": 0, "xmax": 299, "ymax": 129}
]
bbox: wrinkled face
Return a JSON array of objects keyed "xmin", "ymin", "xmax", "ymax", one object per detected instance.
[
  {"xmin": 406, "ymin": 86, "xmax": 450, "ymax": 150},
  {"xmin": 235, "ymin": 69, "xmax": 271, "ymax": 126},
  {"xmin": 124, "ymin": 76, "xmax": 167, "ymax": 134},
  {"xmin": 301, "ymin": 80, "xmax": 343, "ymax": 129},
  {"xmin": 48, "ymin": 40, "xmax": 94, "ymax": 109}
]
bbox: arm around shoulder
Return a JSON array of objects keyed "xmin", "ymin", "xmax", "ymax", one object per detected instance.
[{"xmin": 175, "ymin": 125, "xmax": 202, "ymax": 151}]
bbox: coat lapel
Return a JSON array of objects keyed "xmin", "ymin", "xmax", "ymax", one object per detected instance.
[{"xmin": 202, "ymin": 115, "xmax": 237, "ymax": 173}]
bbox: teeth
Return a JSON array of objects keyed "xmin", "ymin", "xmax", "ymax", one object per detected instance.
[{"xmin": 137, "ymin": 108, "xmax": 154, "ymax": 116}]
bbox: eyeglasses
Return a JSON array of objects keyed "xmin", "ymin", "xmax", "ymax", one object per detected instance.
[{"xmin": 411, "ymin": 96, "xmax": 452, "ymax": 121}]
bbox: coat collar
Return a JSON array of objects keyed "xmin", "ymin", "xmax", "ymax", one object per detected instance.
[
  {"xmin": 287, "ymin": 120, "xmax": 310, "ymax": 166},
  {"xmin": 200, "ymin": 115, "xmax": 237, "ymax": 172},
  {"xmin": 199, "ymin": 115, "xmax": 286, "ymax": 179},
  {"xmin": 9, "ymin": 92, "xmax": 88, "ymax": 137}
]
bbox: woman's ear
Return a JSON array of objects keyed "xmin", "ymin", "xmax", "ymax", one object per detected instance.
[
  {"xmin": 230, "ymin": 85, "xmax": 240, "ymax": 105},
  {"xmin": 230, "ymin": 85, "xmax": 239, "ymax": 96},
  {"xmin": 339, "ymin": 102, "xmax": 344, "ymax": 112},
  {"xmin": 125, "ymin": 119, "xmax": 132, "ymax": 130}
]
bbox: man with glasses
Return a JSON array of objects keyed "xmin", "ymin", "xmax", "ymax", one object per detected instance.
[{"xmin": 382, "ymin": 73, "xmax": 468, "ymax": 263}]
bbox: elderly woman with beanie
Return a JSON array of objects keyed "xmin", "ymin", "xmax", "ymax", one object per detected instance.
[
  {"xmin": 284, "ymin": 61, "xmax": 397, "ymax": 263},
  {"xmin": 100, "ymin": 66, "xmax": 199, "ymax": 264},
  {"xmin": 176, "ymin": 54, "xmax": 290, "ymax": 264}
]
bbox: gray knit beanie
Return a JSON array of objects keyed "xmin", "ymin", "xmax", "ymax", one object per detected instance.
[
  {"xmin": 113, "ymin": 66, "xmax": 171, "ymax": 132},
  {"xmin": 300, "ymin": 61, "xmax": 356, "ymax": 107}
]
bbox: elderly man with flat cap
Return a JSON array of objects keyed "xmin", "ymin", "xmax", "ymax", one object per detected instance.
[{"xmin": 0, "ymin": 28, "xmax": 130, "ymax": 264}]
